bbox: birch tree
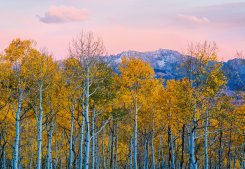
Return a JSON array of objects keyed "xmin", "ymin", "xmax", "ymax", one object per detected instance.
[
  {"xmin": 116, "ymin": 57, "xmax": 160, "ymax": 169},
  {"xmin": 184, "ymin": 41, "xmax": 226, "ymax": 169},
  {"xmin": 0, "ymin": 39, "xmax": 37, "ymax": 169},
  {"xmin": 24, "ymin": 51, "xmax": 58, "ymax": 169},
  {"xmin": 69, "ymin": 31, "xmax": 105, "ymax": 169}
]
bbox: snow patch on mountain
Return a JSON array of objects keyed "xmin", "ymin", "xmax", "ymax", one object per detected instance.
[{"xmin": 104, "ymin": 49, "xmax": 245, "ymax": 91}]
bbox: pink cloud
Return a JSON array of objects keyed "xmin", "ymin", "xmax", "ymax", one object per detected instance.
[
  {"xmin": 177, "ymin": 13, "xmax": 210, "ymax": 24},
  {"xmin": 37, "ymin": 5, "xmax": 89, "ymax": 24}
]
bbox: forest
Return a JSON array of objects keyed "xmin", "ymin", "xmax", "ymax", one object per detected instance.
[{"xmin": 0, "ymin": 32, "xmax": 244, "ymax": 169}]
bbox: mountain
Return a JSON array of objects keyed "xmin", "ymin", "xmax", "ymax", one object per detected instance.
[
  {"xmin": 104, "ymin": 49, "xmax": 245, "ymax": 91},
  {"xmin": 223, "ymin": 58, "xmax": 245, "ymax": 90}
]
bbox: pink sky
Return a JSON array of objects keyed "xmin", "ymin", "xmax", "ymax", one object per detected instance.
[{"xmin": 1, "ymin": 0, "xmax": 245, "ymax": 61}]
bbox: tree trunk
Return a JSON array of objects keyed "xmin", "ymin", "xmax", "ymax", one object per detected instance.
[
  {"xmin": 96, "ymin": 136, "xmax": 100, "ymax": 169},
  {"xmin": 143, "ymin": 132, "xmax": 148, "ymax": 169},
  {"xmin": 180, "ymin": 125, "xmax": 185, "ymax": 169},
  {"xmin": 152, "ymin": 120, "xmax": 155, "ymax": 169},
  {"xmin": 204, "ymin": 111, "xmax": 209, "ymax": 169},
  {"xmin": 107, "ymin": 132, "xmax": 111, "ymax": 168},
  {"xmin": 233, "ymin": 156, "xmax": 236, "ymax": 168},
  {"xmin": 134, "ymin": 98, "xmax": 138, "ymax": 169},
  {"xmin": 158, "ymin": 147, "xmax": 161, "ymax": 169},
  {"xmin": 2, "ymin": 143, "xmax": 6, "ymax": 169},
  {"xmin": 130, "ymin": 136, "xmax": 133, "ymax": 169},
  {"xmin": 69, "ymin": 101, "xmax": 75, "ymax": 169},
  {"xmin": 92, "ymin": 106, "xmax": 96, "ymax": 169},
  {"xmin": 168, "ymin": 127, "xmax": 175, "ymax": 169},
  {"xmin": 160, "ymin": 136, "xmax": 165, "ymax": 169},
  {"xmin": 79, "ymin": 100, "xmax": 85, "ymax": 169},
  {"xmin": 227, "ymin": 128, "xmax": 232, "ymax": 169},
  {"xmin": 102, "ymin": 128, "xmax": 105, "ymax": 169},
  {"xmin": 46, "ymin": 111, "xmax": 54, "ymax": 169},
  {"xmin": 54, "ymin": 122, "xmax": 58, "ymax": 169},
  {"xmin": 13, "ymin": 89, "xmax": 23, "ymax": 169},
  {"xmin": 241, "ymin": 141, "xmax": 245, "ymax": 169},
  {"xmin": 110, "ymin": 123, "xmax": 115, "ymax": 169},
  {"xmin": 218, "ymin": 126, "xmax": 223, "ymax": 169},
  {"xmin": 115, "ymin": 123, "xmax": 118, "ymax": 169},
  {"xmin": 47, "ymin": 122, "xmax": 53, "ymax": 169},
  {"xmin": 37, "ymin": 84, "xmax": 43, "ymax": 169},
  {"xmin": 83, "ymin": 67, "xmax": 90, "ymax": 169},
  {"xmin": 189, "ymin": 127, "xmax": 197, "ymax": 169}
]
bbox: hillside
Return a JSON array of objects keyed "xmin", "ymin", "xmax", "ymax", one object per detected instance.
[{"xmin": 104, "ymin": 49, "xmax": 245, "ymax": 91}]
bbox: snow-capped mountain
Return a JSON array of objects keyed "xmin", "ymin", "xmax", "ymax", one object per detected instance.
[
  {"xmin": 223, "ymin": 58, "xmax": 245, "ymax": 91},
  {"xmin": 104, "ymin": 49, "xmax": 245, "ymax": 91}
]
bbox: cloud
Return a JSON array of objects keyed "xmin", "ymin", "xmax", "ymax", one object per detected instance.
[
  {"xmin": 37, "ymin": 5, "xmax": 89, "ymax": 24},
  {"xmin": 205, "ymin": 2, "xmax": 245, "ymax": 11},
  {"xmin": 196, "ymin": 2, "xmax": 245, "ymax": 27},
  {"xmin": 177, "ymin": 13, "xmax": 210, "ymax": 24}
]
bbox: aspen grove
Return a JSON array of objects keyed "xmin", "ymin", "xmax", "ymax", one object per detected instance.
[{"xmin": 0, "ymin": 33, "xmax": 244, "ymax": 169}]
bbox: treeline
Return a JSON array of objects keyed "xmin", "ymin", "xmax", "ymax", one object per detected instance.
[{"xmin": 0, "ymin": 32, "xmax": 244, "ymax": 169}]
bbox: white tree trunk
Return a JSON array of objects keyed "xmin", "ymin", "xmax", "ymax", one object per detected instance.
[
  {"xmin": 130, "ymin": 137, "xmax": 133, "ymax": 169},
  {"xmin": 115, "ymin": 124, "xmax": 118, "ymax": 169},
  {"xmin": 143, "ymin": 135, "xmax": 149, "ymax": 169},
  {"xmin": 204, "ymin": 110, "xmax": 209, "ymax": 169},
  {"xmin": 84, "ymin": 67, "xmax": 90, "ymax": 169},
  {"xmin": 160, "ymin": 137, "xmax": 165, "ymax": 169},
  {"xmin": 152, "ymin": 122, "xmax": 155, "ymax": 169},
  {"xmin": 107, "ymin": 133, "xmax": 111, "ymax": 168},
  {"xmin": 69, "ymin": 102, "xmax": 75, "ymax": 169},
  {"xmin": 2, "ymin": 143, "xmax": 6, "ymax": 169},
  {"xmin": 54, "ymin": 123, "xmax": 58, "ymax": 169},
  {"xmin": 13, "ymin": 89, "xmax": 23, "ymax": 169},
  {"xmin": 47, "ymin": 123, "xmax": 53, "ymax": 169},
  {"xmin": 96, "ymin": 136, "xmax": 100, "ymax": 169},
  {"xmin": 37, "ymin": 84, "xmax": 43, "ymax": 169},
  {"xmin": 91, "ymin": 107, "xmax": 95, "ymax": 169},
  {"xmin": 158, "ymin": 147, "xmax": 161, "ymax": 169},
  {"xmin": 110, "ymin": 125, "xmax": 115, "ymax": 169},
  {"xmin": 189, "ymin": 128, "xmax": 197, "ymax": 169},
  {"xmin": 102, "ymin": 128, "xmax": 105, "ymax": 169},
  {"xmin": 168, "ymin": 127, "xmax": 175, "ymax": 169},
  {"xmin": 79, "ymin": 100, "xmax": 85, "ymax": 169},
  {"xmin": 134, "ymin": 99, "xmax": 138, "ymax": 169}
]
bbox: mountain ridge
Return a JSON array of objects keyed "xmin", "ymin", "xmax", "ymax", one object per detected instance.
[{"xmin": 104, "ymin": 49, "xmax": 245, "ymax": 91}]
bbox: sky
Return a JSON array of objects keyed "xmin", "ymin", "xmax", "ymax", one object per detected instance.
[{"xmin": 0, "ymin": 0, "xmax": 245, "ymax": 61}]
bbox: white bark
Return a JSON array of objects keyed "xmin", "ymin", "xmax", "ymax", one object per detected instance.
[
  {"xmin": 91, "ymin": 107, "xmax": 95, "ymax": 169},
  {"xmin": 102, "ymin": 128, "xmax": 105, "ymax": 169},
  {"xmin": 168, "ymin": 127, "xmax": 175, "ymax": 169},
  {"xmin": 96, "ymin": 136, "xmax": 100, "ymax": 169},
  {"xmin": 204, "ymin": 110, "xmax": 209, "ymax": 169},
  {"xmin": 13, "ymin": 89, "xmax": 23, "ymax": 169},
  {"xmin": 79, "ymin": 99, "xmax": 85, "ymax": 169},
  {"xmin": 158, "ymin": 148, "xmax": 161, "ymax": 169},
  {"xmin": 134, "ymin": 99, "xmax": 138, "ymax": 169},
  {"xmin": 2, "ymin": 144, "xmax": 6, "ymax": 169},
  {"xmin": 189, "ymin": 128, "xmax": 197, "ymax": 169},
  {"xmin": 160, "ymin": 137, "xmax": 165, "ymax": 169},
  {"xmin": 107, "ymin": 132, "xmax": 111, "ymax": 168},
  {"xmin": 152, "ymin": 123, "xmax": 155, "ymax": 169},
  {"xmin": 83, "ymin": 67, "xmax": 90, "ymax": 169},
  {"xmin": 143, "ymin": 135, "xmax": 149, "ymax": 169},
  {"xmin": 47, "ymin": 123, "xmax": 53, "ymax": 169},
  {"xmin": 37, "ymin": 84, "xmax": 43, "ymax": 169},
  {"xmin": 69, "ymin": 101, "xmax": 75, "ymax": 169},
  {"xmin": 130, "ymin": 137, "xmax": 133, "ymax": 169},
  {"xmin": 115, "ymin": 124, "xmax": 118, "ymax": 169}
]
